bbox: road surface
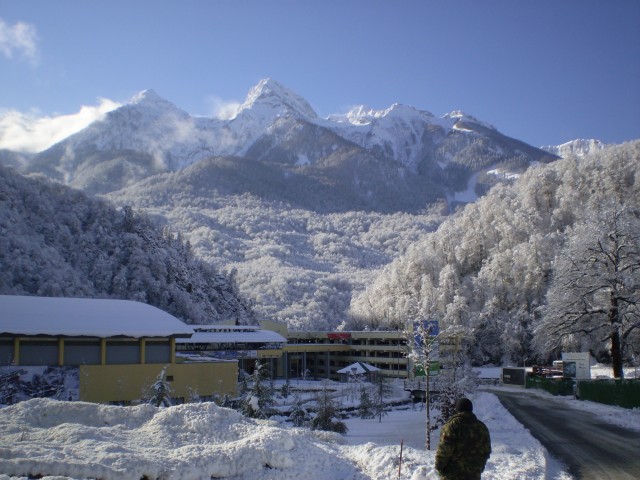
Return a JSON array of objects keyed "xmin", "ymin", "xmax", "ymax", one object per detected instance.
[{"xmin": 493, "ymin": 390, "xmax": 640, "ymax": 479}]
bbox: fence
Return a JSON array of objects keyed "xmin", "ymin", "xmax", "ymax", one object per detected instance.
[
  {"xmin": 525, "ymin": 374, "xmax": 640, "ymax": 409},
  {"xmin": 525, "ymin": 375, "xmax": 575, "ymax": 396},
  {"xmin": 577, "ymin": 379, "xmax": 640, "ymax": 409}
]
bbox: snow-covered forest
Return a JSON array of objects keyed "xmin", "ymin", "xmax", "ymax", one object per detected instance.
[
  {"xmin": 350, "ymin": 141, "xmax": 640, "ymax": 372},
  {"xmin": 0, "ymin": 164, "xmax": 254, "ymax": 325},
  {"xmin": 2, "ymin": 139, "xmax": 639, "ymax": 373},
  {"xmin": 104, "ymin": 162, "xmax": 448, "ymax": 331}
]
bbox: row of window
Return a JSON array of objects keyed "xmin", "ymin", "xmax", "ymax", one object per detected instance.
[{"xmin": 0, "ymin": 339, "xmax": 171, "ymax": 366}]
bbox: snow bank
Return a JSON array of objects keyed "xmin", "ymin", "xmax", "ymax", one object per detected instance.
[
  {"xmin": 0, "ymin": 398, "xmax": 366, "ymax": 480},
  {"xmin": 0, "ymin": 391, "xmax": 578, "ymax": 479}
]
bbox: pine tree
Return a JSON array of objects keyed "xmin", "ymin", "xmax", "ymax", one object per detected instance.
[
  {"xmin": 149, "ymin": 368, "xmax": 172, "ymax": 407},
  {"xmin": 289, "ymin": 394, "xmax": 309, "ymax": 427},
  {"xmin": 358, "ymin": 386, "xmax": 375, "ymax": 419},
  {"xmin": 311, "ymin": 384, "xmax": 348, "ymax": 434},
  {"xmin": 240, "ymin": 360, "xmax": 275, "ymax": 419},
  {"xmin": 280, "ymin": 378, "xmax": 291, "ymax": 399}
]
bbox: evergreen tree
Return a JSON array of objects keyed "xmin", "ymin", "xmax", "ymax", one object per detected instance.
[
  {"xmin": 240, "ymin": 360, "xmax": 275, "ymax": 419},
  {"xmin": 311, "ymin": 384, "xmax": 348, "ymax": 434},
  {"xmin": 358, "ymin": 386, "xmax": 375, "ymax": 419},
  {"xmin": 149, "ymin": 368, "xmax": 172, "ymax": 407},
  {"xmin": 280, "ymin": 378, "xmax": 291, "ymax": 399},
  {"xmin": 289, "ymin": 394, "xmax": 309, "ymax": 427}
]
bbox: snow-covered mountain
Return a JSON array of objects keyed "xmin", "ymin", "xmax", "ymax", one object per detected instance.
[
  {"xmin": 17, "ymin": 79, "xmax": 557, "ymax": 206},
  {"xmin": 1, "ymin": 80, "xmax": 565, "ymax": 330},
  {"xmin": 541, "ymin": 138, "xmax": 606, "ymax": 158}
]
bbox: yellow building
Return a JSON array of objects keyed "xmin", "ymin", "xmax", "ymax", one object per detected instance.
[
  {"xmin": 176, "ymin": 324, "xmax": 287, "ymax": 378},
  {"xmin": 0, "ymin": 295, "xmax": 237, "ymax": 404},
  {"xmin": 277, "ymin": 329, "xmax": 410, "ymax": 381}
]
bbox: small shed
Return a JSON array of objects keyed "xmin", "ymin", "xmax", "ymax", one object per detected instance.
[{"xmin": 337, "ymin": 361, "xmax": 380, "ymax": 383}]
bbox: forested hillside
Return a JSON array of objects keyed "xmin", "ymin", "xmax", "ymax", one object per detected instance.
[
  {"xmin": 350, "ymin": 142, "xmax": 640, "ymax": 372},
  {"xmin": 104, "ymin": 163, "xmax": 447, "ymax": 331},
  {"xmin": 0, "ymin": 81, "xmax": 557, "ymax": 332},
  {"xmin": 0, "ymin": 165, "xmax": 254, "ymax": 325}
]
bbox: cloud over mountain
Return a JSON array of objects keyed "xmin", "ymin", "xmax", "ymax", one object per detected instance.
[{"xmin": 0, "ymin": 98, "xmax": 121, "ymax": 153}]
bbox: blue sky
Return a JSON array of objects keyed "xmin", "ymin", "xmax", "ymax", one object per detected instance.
[{"xmin": 1, "ymin": 0, "xmax": 639, "ymax": 151}]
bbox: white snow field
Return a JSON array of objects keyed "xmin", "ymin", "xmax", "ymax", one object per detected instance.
[{"xmin": 2, "ymin": 377, "xmax": 638, "ymax": 480}]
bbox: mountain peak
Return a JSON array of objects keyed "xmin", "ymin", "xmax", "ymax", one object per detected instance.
[
  {"xmin": 332, "ymin": 103, "xmax": 436, "ymax": 126},
  {"xmin": 237, "ymin": 78, "xmax": 317, "ymax": 119},
  {"xmin": 131, "ymin": 89, "xmax": 163, "ymax": 104},
  {"xmin": 128, "ymin": 89, "xmax": 183, "ymax": 113},
  {"xmin": 444, "ymin": 110, "xmax": 496, "ymax": 130}
]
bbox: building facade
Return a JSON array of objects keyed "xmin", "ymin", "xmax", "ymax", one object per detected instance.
[
  {"xmin": 0, "ymin": 295, "xmax": 237, "ymax": 404},
  {"xmin": 280, "ymin": 330, "xmax": 410, "ymax": 381},
  {"xmin": 1, "ymin": 295, "xmax": 423, "ymax": 405}
]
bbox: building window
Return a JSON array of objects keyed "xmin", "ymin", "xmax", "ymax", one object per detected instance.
[
  {"xmin": 64, "ymin": 340, "xmax": 101, "ymax": 365},
  {"xmin": 0, "ymin": 340, "xmax": 14, "ymax": 366},
  {"xmin": 106, "ymin": 341, "xmax": 140, "ymax": 365},
  {"xmin": 145, "ymin": 341, "xmax": 171, "ymax": 364},
  {"xmin": 20, "ymin": 340, "xmax": 58, "ymax": 366}
]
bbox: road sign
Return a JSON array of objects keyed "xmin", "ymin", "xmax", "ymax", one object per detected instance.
[
  {"xmin": 414, "ymin": 361, "xmax": 441, "ymax": 376},
  {"xmin": 413, "ymin": 320, "xmax": 439, "ymax": 347}
]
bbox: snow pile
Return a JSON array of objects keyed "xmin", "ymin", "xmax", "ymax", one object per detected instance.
[
  {"xmin": 1, "ymin": 367, "xmax": 636, "ymax": 479},
  {"xmin": 0, "ymin": 398, "xmax": 364, "ymax": 480},
  {"xmin": 0, "ymin": 391, "xmax": 578, "ymax": 480}
]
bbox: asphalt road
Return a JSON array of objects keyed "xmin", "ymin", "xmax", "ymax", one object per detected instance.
[{"xmin": 493, "ymin": 390, "xmax": 640, "ymax": 480}]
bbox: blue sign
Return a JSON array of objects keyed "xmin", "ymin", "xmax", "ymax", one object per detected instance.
[{"xmin": 413, "ymin": 320, "xmax": 439, "ymax": 347}]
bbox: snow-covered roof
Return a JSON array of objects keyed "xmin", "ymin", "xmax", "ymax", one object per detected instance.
[
  {"xmin": 176, "ymin": 329, "xmax": 286, "ymax": 345},
  {"xmin": 0, "ymin": 295, "xmax": 194, "ymax": 338},
  {"xmin": 337, "ymin": 361, "xmax": 380, "ymax": 374}
]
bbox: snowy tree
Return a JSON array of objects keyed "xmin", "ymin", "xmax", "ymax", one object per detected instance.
[
  {"xmin": 433, "ymin": 331, "xmax": 478, "ymax": 426},
  {"xmin": 148, "ymin": 368, "xmax": 172, "ymax": 407},
  {"xmin": 405, "ymin": 320, "xmax": 440, "ymax": 450},
  {"xmin": 372, "ymin": 376, "xmax": 392, "ymax": 423},
  {"xmin": 358, "ymin": 386, "xmax": 375, "ymax": 419},
  {"xmin": 280, "ymin": 378, "xmax": 291, "ymax": 399},
  {"xmin": 537, "ymin": 204, "xmax": 640, "ymax": 378},
  {"xmin": 311, "ymin": 384, "xmax": 347, "ymax": 434},
  {"xmin": 289, "ymin": 394, "xmax": 309, "ymax": 427},
  {"xmin": 240, "ymin": 361, "xmax": 275, "ymax": 419}
]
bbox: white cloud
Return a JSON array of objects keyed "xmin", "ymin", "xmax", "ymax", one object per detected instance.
[
  {"xmin": 0, "ymin": 98, "xmax": 121, "ymax": 153},
  {"xmin": 0, "ymin": 17, "xmax": 39, "ymax": 65},
  {"xmin": 205, "ymin": 95, "xmax": 241, "ymax": 120}
]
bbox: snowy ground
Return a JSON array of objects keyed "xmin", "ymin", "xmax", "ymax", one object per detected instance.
[{"xmin": 1, "ymin": 366, "xmax": 638, "ymax": 480}]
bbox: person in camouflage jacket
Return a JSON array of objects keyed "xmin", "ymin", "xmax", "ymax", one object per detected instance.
[{"xmin": 435, "ymin": 398, "xmax": 491, "ymax": 480}]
